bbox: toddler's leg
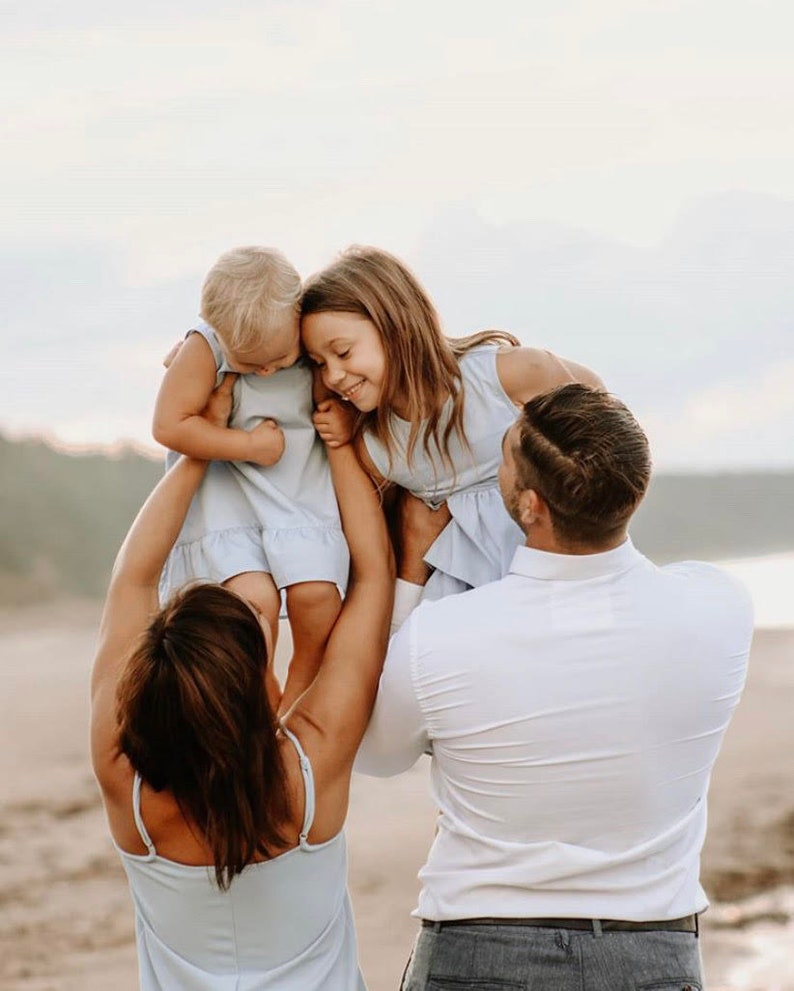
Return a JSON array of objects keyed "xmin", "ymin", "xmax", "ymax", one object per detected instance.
[
  {"xmin": 223, "ymin": 571, "xmax": 282, "ymax": 698},
  {"xmin": 281, "ymin": 581, "xmax": 342, "ymax": 714}
]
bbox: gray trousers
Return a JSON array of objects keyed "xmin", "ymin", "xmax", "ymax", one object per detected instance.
[{"xmin": 400, "ymin": 923, "xmax": 703, "ymax": 991}]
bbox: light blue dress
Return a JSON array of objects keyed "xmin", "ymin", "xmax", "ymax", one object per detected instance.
[
  {"xmin": 364, "ymin": 345, "xmax": 523, "ymax": 600},
  {"xmin": 116, "ymin": 727, "xmax": 366, "ymax": 991},
  {"xmin": 160, "ymin": 321, "xmax": 349, "ymax": 601}
]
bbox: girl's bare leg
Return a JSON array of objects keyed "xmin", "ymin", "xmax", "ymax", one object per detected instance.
[
  {"xmin": 223, "ymin": 571, "xmax": 282, "ymax": 697},
  {"xmin": 281, "ymin": 581, "xmax": 342, "ymax": 714}
]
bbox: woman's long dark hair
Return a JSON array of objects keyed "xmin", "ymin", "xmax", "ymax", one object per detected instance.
[{"xmin": 116, "ymin": 584, "xmax": 290, "ymax": 889}]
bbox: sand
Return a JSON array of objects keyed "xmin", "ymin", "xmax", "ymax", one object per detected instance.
[{"xmin": 1, "ymin": 602, "xmax": 793, "ymax": 991}]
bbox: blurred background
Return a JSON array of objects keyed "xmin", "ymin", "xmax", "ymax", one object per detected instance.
[{"xmin": 1, "ymin": 2, "xmax": 793, "ymax": 988}]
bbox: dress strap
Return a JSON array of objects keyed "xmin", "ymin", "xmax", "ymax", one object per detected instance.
[
  {"xmin": 187, "ymin": 319, "xmax": 229, "ymax": 388},
  {"xmin": 132, "ymin": 773, "xmax": 157, "ymax": 860},
  {"xmin": 279, "ymin": 724, "xmax": 316, "ymax": 848}
]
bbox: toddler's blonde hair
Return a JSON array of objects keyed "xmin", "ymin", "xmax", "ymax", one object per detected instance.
[{"xmin": 201, "ymin": 247, "xmax": 301, "ymax": 353}]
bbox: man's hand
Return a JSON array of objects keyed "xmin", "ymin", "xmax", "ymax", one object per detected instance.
[
  {"xmin": 313, "ymin": 399, "xmax": 356, "ymax": 449},
  {"xmin": 248, "ymin": 418, "xmax": 285, "ymax": 466},
  {"xmin": 395, "ymin": 492, "xmax": 452, "ymax": 585},
  {"xmin": 199, "ymin": 372, "xmax": 237, "ymax": 429}
]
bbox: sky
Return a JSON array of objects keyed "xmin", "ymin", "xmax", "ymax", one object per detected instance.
[{"xmin": 3, "ymin": 0, "xmax": 794, "ymax": 469}]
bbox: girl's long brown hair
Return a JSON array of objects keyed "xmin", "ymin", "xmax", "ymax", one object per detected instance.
[
  {"xmin": 116, "ymin": 584, "xmax": 290, "ymax": 889},
  {"xmin": 301, "ymin": 246, "xmax": 519, "ymax": 472}
]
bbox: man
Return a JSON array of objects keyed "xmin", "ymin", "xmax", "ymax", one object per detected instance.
[{"xmin": 356, "ymin": 384, "xmax": 753, "ymax": 990}]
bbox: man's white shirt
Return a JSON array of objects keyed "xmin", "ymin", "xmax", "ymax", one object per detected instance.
[{"xmin": 357, "ymin": 539, "xmax": 753, "ymax": 922}]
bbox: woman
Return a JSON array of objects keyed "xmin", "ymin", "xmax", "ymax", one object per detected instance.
[{"xmin": 90, "ymin": 374, "xmax": 393, "ymax": 990}]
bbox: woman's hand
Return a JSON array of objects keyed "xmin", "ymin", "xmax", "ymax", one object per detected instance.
[
  {"xmin": 313, "ymin": 399, "xmax": 356, "ymax": 449},
  {"xmin": 199, "ymin": 372, "xmax": 284, "ymax": 466},
  {"xmin": 200, "ymin": 372, "xmax": 237, "ymax": 428}
]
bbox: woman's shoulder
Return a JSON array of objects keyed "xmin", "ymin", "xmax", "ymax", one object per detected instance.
[{"xmin": 277, "ymin": 716, "xmax": 351, "ymax": 844}]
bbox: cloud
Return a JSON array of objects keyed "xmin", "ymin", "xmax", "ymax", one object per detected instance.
[
  {"xmin": 641, "ymin": 361, "xmax": 794, "ymax": 469},
  {"xmin": 4, "ymin": 0, "xmax": 794, "ymax": 272},
  {"xmin": 4, "ymin": 191, "xmax": 792, "ymax": 470},
  {"xmin": 2, "ymin": 3, "xmax": 793, "ymax": 467}
]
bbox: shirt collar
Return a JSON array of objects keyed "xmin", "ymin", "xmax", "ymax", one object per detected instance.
[{"xmin": 508, "ymin": 537, "xmax": 644, "ymax": 581}]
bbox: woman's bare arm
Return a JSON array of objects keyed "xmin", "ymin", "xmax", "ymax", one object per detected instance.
[
  {"xmin": 152, "ymin": 333, "xmax": 284, "ymax": 466},
  {"xmin": 288, "ymin": 444, "xmax": 395, "ymax": 769},
  {"xmin": 496, "ymin": 346, "xmax": 605, "ymax": 406},
  {"xmin": 91, "ymin": 376, "xmax": 236, "ymax": 794},
  {"xmin": 90, "ymin": 455, "xmax": 210, "ymax": 794}
]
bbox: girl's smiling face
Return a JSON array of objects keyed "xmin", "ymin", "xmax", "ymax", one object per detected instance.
[{"xmin": 301, "ymin": 311, "xmax": 387, "ymax": 412}]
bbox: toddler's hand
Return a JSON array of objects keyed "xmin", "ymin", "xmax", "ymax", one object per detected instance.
[
  {"xmin": 313, "ymin": 399, "xmax": 356, "ymax": 448},
  {"xmin": 162, "ymin": 340, "xmax": 183, "ymax": 368},
  {"xmin": 249, "ymin": 419, "xmax": 285, "ymax": 466}
]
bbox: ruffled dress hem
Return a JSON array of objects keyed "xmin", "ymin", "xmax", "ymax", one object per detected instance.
[{"xmin": 160, "ymin": 524, "xmax": 349, "ymax": 599}]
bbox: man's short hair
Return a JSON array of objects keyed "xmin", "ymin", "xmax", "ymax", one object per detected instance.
[{"xmin": 514, "ymin": 384, "xmax": 652, "ymax": 546}]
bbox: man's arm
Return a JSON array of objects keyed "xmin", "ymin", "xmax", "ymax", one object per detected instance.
[{"xmin": 355, "ymin": 612, "xmax": 431, "ymax": 777}]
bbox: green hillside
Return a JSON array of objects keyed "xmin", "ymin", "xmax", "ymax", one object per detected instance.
[
  {"xmin": 0, "ymin": 435, "xmax": 162, "ymax": 604},
  {"xmin": 0, "ymin": 433, "xmax": 792, "ymax": 606}
]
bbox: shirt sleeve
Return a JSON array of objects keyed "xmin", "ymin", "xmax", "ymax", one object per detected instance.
[
  {"xmin": 354, "ymin": 611, "xmax": 431, "ymax": 777},
  {"xmin": 390, "ymin": 578, "xmax": 424, "ymax": 636}
]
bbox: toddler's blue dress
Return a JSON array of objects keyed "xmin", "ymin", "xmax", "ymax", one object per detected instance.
[{"xmin": 160, "ymin": 321, "xmax": 349, "ymax": 601}]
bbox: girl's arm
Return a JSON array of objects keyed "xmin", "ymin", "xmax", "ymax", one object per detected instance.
[
  {"xmin": 152, "ymin": 333, "xmax": 284, "ymax": 466},
  {"xmin": 496, "ymin": 346, "xmax": 605, "ymax": 406},
  {"xmin": 287, "ymin": 444, "xmax": 395, "ymax": 770}
]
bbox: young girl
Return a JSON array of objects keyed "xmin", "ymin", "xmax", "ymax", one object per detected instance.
[
  {"xmin": 153, "ymin": 246, "xmax": 348, "ymax": 710},
  {"xmin": 302, "ymin": 246, "xmax": 604, "ymax": 601}
]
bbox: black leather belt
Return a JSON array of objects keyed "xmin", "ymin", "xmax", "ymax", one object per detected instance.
[{"xmin": 422, "ymin": 915, "xmax": 698, "ymax": 934}]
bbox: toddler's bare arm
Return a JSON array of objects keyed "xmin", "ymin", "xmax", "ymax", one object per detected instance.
[{"xmin": 152, "ymin": 333, "xmax": 284, "ymax": 466}]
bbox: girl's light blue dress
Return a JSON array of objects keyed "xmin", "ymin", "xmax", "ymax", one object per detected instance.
[
  {"xmin": 160, "ymin": 321, "xmax": 349, "ymax": 601},
  {"xmin": 116, "ymin": 727, "xmax": 366, "ymax": 990},
  {"xmin": 363, "ymin": 345, "xmax": 524, "ymax": 601}
]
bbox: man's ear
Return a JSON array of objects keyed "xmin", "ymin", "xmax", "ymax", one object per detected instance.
[{"xmin": 517, "ymin": 488, "xmax": 547, "ymax": 528}]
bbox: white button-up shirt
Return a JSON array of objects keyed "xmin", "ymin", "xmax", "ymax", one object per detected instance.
[{"xmin": 356, "ymin": 539, "xmax": 753, "ymax": 922}]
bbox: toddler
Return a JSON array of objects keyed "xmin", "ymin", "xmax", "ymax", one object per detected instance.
[{"xmin": 154, "ymin": 246, "xmax": 348, "ymax": 710}]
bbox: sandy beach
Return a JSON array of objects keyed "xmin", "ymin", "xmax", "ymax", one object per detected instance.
[{"xmin": 1, "ymin": 602, "xmax": 793, "ymax": 991}]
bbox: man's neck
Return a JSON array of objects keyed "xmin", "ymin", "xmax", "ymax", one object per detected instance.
[{"xmin": 524, "ymin": 528, "xmax": 628, "ymax": 556}]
